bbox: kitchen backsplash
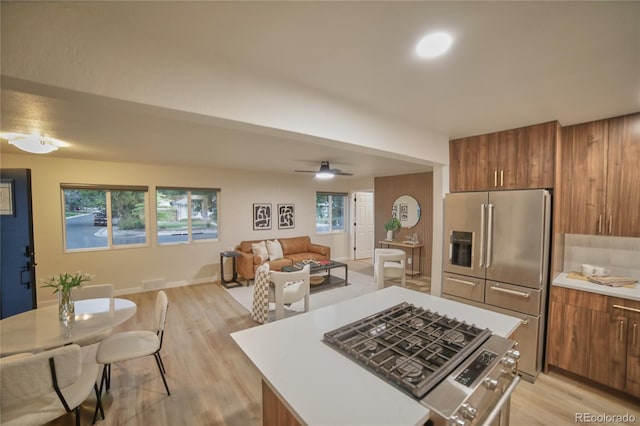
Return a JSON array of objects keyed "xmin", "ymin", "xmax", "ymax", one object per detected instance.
[{"xmin": 564, "ymin": 234, "xmax": 640, "ymax": 279}]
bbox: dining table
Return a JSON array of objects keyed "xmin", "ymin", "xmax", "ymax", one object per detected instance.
[{"xmin": 0, "ymin": 297, "xmax": 137, "ymax": 357}]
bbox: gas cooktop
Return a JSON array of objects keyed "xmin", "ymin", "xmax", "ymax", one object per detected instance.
[{"xmin": 323, "ymin": 302, "xmax": 493, "ymax": 399}]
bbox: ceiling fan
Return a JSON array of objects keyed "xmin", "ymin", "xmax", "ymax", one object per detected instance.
[{"xmin": 294, "ymin": 161, "xmax": 354, "ymax": 179}]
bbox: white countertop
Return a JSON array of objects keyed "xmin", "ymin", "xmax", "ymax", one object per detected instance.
[
  {"xmin": 231, "ymin": 286, "xmax": 521, "ymax": 426},
  {"xmin": 553, "ymin": 272, "xmax": 640, "ymax": 301}
]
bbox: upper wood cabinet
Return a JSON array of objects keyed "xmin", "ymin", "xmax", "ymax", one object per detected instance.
[
  {"xmin": 560, "ymin": 112, "xmax": 640, "ymax": 237},
  {"xmin": 606, "ymin": 114, "xmax": 640, "ymax": 236},
  {"xmin": 449, "ymin": 121, "xmax": 557, "ymax": 192}
]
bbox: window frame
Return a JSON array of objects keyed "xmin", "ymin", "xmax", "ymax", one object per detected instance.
[
  {"xmin": 61, "ymin": 184, "xmax": 150, "ymax": 252},
  {"xmin": 315, "ymin": 191, "xmax": 348, "ymax": 234},
  {"xmin": 155, "ymin": 186, "xmax": 220, "ymax": 246}
]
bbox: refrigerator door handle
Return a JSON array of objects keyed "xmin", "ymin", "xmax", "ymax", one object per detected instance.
[
  {"xmin": 486, "ymin": 204, "xmax": 494, "ymax": 267},
  {"xmin": 479, "ymin": 204, "xmax": 486, "ymax": 267},
  {"xmin": 539, "ymin": 194, "xmax": 549, "ymax": 286}
]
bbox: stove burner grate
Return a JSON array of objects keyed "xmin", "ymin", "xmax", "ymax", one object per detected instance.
[{"xmin": 323, "ymin": 302, "xmax": 492, "ymax": 398}]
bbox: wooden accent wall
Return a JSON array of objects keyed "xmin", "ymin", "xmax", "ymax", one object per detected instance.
[{"xmin": 374, "ymin": 172, "xmax": 433, "ymax": 277}]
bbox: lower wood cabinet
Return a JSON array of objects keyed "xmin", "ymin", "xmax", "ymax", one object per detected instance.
[{"xmin": 548, "ymin": 286, "xmax": 640, "ymax": 398}]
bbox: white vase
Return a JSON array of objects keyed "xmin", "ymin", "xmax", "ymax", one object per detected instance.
[{"xmin": 386, "ymin": 230, "xmax": 393, "ymax": 240}]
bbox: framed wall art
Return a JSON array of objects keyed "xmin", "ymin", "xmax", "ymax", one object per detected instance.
[
  {"xmin": 0, "ymin": 181, "xmax": 14, "ymax": 216},
  {"xmin": 278, "ymin": 204, "xmax": 295, "ymax": 229},
  {"xmin": 253, "ymin": 203, "xmax": 272, "ymax": 230}
]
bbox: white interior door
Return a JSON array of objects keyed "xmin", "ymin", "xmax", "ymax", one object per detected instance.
[{"xmin": 354, "ymin": 192, "xmax": 374, "ymax": 259}]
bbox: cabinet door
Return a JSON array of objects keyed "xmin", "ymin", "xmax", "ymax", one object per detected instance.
[
  {"xmin": 627, "ymin": 319, "xmax": 640, "ymax": 397},
  {"xmin": 449, "ymin": 135, "xmax": 491, "ymax": 192},
  {"xmin": 560, "ymin": 120, "xmax": 608, "ymax": 234},
  {"xmin": 516, "ymin": 122, "xmax": 556, "ymax": 189},
  {"xmin": 606, "ymin": 113, "xmax": 640, "ymax": 237},
  {"xmin": 588, "ymin": 313, "xmax": 627, "ymax": 390},
  {"xmin": 493, "ymin": 129, "xmax": 517, "ymax": 189},
  {"xmin": 547, "ymin": 300, "xmax": 591, "ymax": 376}
]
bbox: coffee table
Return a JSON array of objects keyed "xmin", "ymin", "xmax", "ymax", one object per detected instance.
[{"xmin": 282, "ymin": 260, "xmax": 348, "ymax": 293}]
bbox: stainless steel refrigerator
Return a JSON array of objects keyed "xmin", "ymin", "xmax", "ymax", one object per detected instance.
[{"xmin": 442, "ymin": 189, "xmax": 551, "ymax": 381}]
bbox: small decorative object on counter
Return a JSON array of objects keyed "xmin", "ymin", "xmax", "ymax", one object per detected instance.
[
  {"xmin": 384, "ymin": 217, "xmax": 402, "ymax": 240},
  {"xmin": 41, "ymin": 271, "xmax": 94, "ymax": 322}
]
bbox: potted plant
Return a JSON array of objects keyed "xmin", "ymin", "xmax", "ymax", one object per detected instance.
[
  {"xmin": 384, "ymin": 218, "xmax": 402, "ymax": 241},
  {"xmin": 41, "ymin": 271, "xmax": 93, "ymax": 322}
]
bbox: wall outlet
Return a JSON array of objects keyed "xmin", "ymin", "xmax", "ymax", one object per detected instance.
[{"xmin": 407, "ymin": 257, "xmax": 412, "ymax": 265}]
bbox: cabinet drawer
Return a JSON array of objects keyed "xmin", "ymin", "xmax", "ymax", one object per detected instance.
[
  {"xmin": 442, "ymin": 273, "xmax": 484, "ymax": 303},
  {"xmin": 485, "ymin": 281, "xmax": 541, "ymax": 315},
  {"xmin": 610, "ymin": 298, "xmax": 640, "ymax": 320}
]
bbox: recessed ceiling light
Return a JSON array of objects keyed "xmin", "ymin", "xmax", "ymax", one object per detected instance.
[
  {"xmin": 416, "ymin": 32, "xmax": 453, "ymax": 58},
  {"xmin": 2, "ymin": 132, "xmax": 68, "ymax": 154}
]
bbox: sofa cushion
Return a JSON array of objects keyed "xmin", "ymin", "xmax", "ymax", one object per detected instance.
[
  {"xmin": 266, "ymin": 239, "xmax": 284, "ymax": 261},
  {"xmin": 251, "ymin": 241, "xmax": 269, "ymax": 263},
  {"xmin": 286, "ymin": 253, "xmax": 326, "ymax": 264},
  {"xmin": 279, "ymin": 236, "xmax": 311, "ymax": 256},
  {"xmin": 267, "ymin": 258, "xmax": 293, "ymax": 271}
]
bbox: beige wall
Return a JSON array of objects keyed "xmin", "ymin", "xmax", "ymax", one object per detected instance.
[{"xmin": 2, "ymin": 153, "xmax": 353, "ymax": 305}]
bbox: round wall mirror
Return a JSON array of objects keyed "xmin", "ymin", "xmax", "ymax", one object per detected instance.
[{"xmin": 392, "ymin": 195, "xmax": 421, "ymax": 228}]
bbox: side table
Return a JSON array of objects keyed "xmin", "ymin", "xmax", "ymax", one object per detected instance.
[{"xmin": 220, "ymin": 251, "xmax": 242, "ymax": 288}]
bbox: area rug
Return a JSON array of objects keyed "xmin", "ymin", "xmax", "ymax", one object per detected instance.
[{"xmin": 224, "ymin": 269, "xmax": 377, "ymax": 320}]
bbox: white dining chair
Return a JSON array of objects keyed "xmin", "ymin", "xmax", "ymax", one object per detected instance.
[
  {"xmin": 95, "ymin": 290, "xmax": 170, "ymax": 397},
  {"xmin": 71, "ymin": 284, "xmax": 115, "ymax": 347},
  {"xmin": 72, "ymin": 283, "xmax": 114, "ymax": 301},
  {"xmin": 268, "ymin": 265, "xmax": 311, "ymax": 321},
  {"xmin": 374, "ymin": 248, "xmax": 406, "ymax": 290},
  {"xmin": 0, "ymin": 344, "xmax": 104, "ymax": 426}
]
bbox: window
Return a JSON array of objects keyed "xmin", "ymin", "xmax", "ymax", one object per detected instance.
[
  {"xmin": 62, "ymin": 184, "xmax": 148, "ymax": 251},
  {"xmin": 156, "ymin": 187, "xmax": 218, "ymax": 244},
  {"xmin": 316, "ymin": 192, "xmax": 347, "ymax": 233}
]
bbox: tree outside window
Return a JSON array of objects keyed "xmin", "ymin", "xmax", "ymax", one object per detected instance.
[
  {"xmin": 156, "ymin": 188, "xmax": 218, "ymax": 244},
  {"xmin": 62, "ymin": 186, "xmax": 148, "ymax": 251},
  {"xmin": 316, "ymin": 192, "xmax": 347, "ymax": 233}
]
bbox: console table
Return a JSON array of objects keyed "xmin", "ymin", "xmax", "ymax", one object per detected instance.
[{"xmin": 378, "ymin": 240, "xmax": 423, "ymax": 278}]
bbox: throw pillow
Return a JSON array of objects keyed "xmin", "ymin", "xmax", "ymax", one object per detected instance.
[
  {"xmin": 266, "ymin": 239, "xmax": 284, "ymax": 261},
  {"xmin": 251, "ymin": 241, "xmax": 269, "ymax": 263}
]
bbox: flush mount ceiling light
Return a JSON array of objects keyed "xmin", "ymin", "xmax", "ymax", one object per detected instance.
[
  {"xmin": 415, "ymin": 32, "xmax": 453, "ymax": 58},
  {"xmin": 2, "ymin": 132, "xmax": 67, "ymax": 154}
]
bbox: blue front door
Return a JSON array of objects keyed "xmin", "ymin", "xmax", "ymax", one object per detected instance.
[{"xmin": 1, "ymin": 169, "xmax": 37, "ymax": 318}]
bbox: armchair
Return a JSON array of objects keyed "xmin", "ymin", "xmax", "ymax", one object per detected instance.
[
  {"xmin": 374, "ymin": 248, "xmax": 406, "ymax": 290},
  {"xmin": 269, "ymin": 265, "xmax": 311, "ymax": 321}
]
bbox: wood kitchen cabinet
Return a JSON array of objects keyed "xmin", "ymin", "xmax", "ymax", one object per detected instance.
[
  {"xmin": 449, "ymin": 134, "xmax": 491, "ymax": 191},
  {"xmin": 449, "ymin": 121, "xmax": 557, "ymax": 192},
  {"xmin": 547, "ymin": 286, "xmax": 640, "ymax": 398},
  {"xmin": 560, "ymin": 112, "xmax": 640, "ymax": 237},
  {"xmin": 605, "ymin": 114, "xmax": 640, "ymax": 236}
]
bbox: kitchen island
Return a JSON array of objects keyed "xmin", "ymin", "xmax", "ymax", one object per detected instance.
[{"xmin": 231, "ymin": 286, "xmax": 521, "ymax": 426}]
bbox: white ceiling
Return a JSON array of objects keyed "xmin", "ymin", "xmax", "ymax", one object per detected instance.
[{"xmin": 1, "ymin": 1, "xmax": 639, "ymax": 179}]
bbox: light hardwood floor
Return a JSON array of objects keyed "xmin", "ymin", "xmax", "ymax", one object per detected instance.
[{"xmin": 48, "ymin": 261, "xmax": 638, "ymax": 425}]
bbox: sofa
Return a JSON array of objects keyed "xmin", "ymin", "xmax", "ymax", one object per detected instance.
[{"xmin": 235, "ymin": 236, "xmax": 331, "ymax": 281}]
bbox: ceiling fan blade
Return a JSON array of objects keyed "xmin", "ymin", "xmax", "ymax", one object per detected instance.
[{"xmin": 294, "ymin": 161, "xmax": 353, "ymax": 176}]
